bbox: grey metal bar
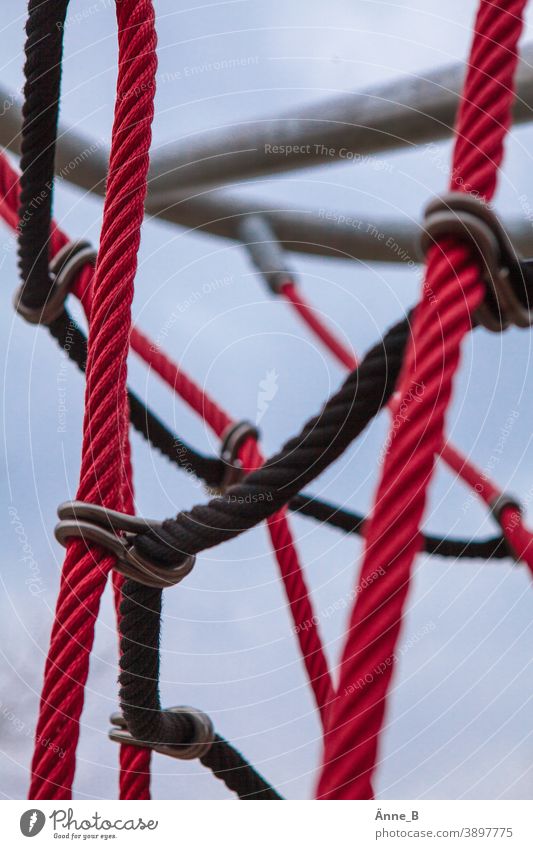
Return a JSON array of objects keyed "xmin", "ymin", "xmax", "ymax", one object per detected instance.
[
  {"xmin": 237, "ymin": 214, "xmax": 294, "ymax": 292},
  {"xmin": 145, "ymin": 188, "xmax": 533, "ymax": 264},
  {"xmin": 145, "ymin": 188, "xmax": 424, "ymax": 263},
  {"xmin": 0, "ymin": 84, "xmax": 531, "ymax": 263},
  {"xmin": 147, "ymin": 44, "xmax": 533, "ymax": 194}
]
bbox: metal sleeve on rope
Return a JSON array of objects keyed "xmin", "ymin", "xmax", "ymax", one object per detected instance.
[
  {"xmin": 238, "ymin": 214, "xmax": 294, "ymax": 293},
  {"xmin": 54, "ymin": 500, "xmax": 196, "ymax": 589},
  {"xmin": 109, "ymin": 706, "xmax": 215, "ymax": 760}
]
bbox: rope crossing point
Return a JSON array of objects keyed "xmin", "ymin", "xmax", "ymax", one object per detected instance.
[{"xmin": 5, "ymin": 0, "xmax": 533, "ymax": 802}]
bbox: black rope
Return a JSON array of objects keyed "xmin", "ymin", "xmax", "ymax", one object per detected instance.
[
  {"xmin": 49, "ymin": 308, "xmax": 509, "ymax": 560},
  {"xmin": 289, "ymin": 494, "xmax": 511, "ymax": 560},
  {"xmin": 133, "ymin": 316, "xmax": 410, "ymax": 565},
  {"xmin": 200, "ymin": 736, "xmax": 282, "ymax": 799},
  {"xmin": 119, "ymin": 579, "xmax": 281, "ymax": 799},
  {"xmin": 109, "ymin": 314, "xmax": 513, "ymax": 568},
  {"xmin": 18, "ymin": 0, "xmax": 69, "ymax": 309},
  {"xmin": 417, "ymin": 529, "xmax": 509, "ymax": 559},
  {"xmin": 20, "ymin": 0, "xmax": 283, "ymax": 802},
  {"xmin": 117, "ymin": 316, "xmax": 409, "ymax": 803}
]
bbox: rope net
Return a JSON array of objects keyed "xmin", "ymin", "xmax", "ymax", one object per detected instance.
[{"xmin": 2, "ymin": 0, "xmax": 532, "ymax": 800}]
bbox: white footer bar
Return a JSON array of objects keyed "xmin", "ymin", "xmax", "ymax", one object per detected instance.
[{"xmin": 3, "ymin": 799, "xmax": 532, "ymax": 848}]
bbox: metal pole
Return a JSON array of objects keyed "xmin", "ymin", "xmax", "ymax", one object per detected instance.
[
  {"xmin": 147, "ymin": 44, "xmax": 533, "ymax": 194},
  {"xmin": 0, "ymin": 86, "xmax": 531, "ymax": 263},
  {"xmin": 145, "ymin": 187, "xmax": 425, "ymax": 262},
  {"xmin": 146, "ymin": 189, "xmax": 533, "ymax": 263}
]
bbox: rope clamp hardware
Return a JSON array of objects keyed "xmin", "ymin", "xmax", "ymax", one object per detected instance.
[
  {"xmin": 488, "ymin": 492, "xmax": 523, "ymax": 564},
  {"xmin": 108, "ymin": 706, "xmax": 215, "ymax": 760},
  {"xmin": 54, "ymin": 500, "xmax": 195, "ymax": 589},
  {"xmin": 421, "ymin": 192, "xmax": 533, "ymax": 332},
  {"xmin": 237, "ymin": 214, "xmax": 294, "ymax": 294},
  {"xmin": 217, "ymin": 420, "xmax": 259, "ymax": 493},
  {"xmin": 14, "ymin": 240, "xmax": 97, "ymax": 325}
]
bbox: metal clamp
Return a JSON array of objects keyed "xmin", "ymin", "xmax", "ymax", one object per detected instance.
[
  {"xmin": 14, "ymin": 240, "xmax": 97, "ymax": 325},
  {"xmin": 489, "ymin": 492, "xmax": 522, "ymax": 524},
  {"xmin": 54, "ymin": 500, "xmax": 195, "ymax": 589},
  {"xmin": 218, "ymin": 420, "xmax": 259, "ymax": 492},
  {"xmin": 421, "ymin": 193, "xmax": 533, "ymax": 332},
  {"xmin": 109, "ymin": 706, "xmax": 214, "ymax": 760},
  {"xmin": 488, "ymin": 493, "xmax": 522, "ymax": 563},
  {"xmin": 237, "ymin": 214, "xmax": 294, "ymax": 294}
]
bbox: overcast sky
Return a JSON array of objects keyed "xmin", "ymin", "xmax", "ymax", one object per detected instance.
[{"xmin": 1, "ymin": 0, "xmax": 533, "ymax": 800}]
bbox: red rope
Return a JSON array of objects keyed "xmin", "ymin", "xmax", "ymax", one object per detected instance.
[
  {"xmin": 316, "ymin": 0, "xmax": 528, "ymax": 799},
  {"xmin": 1, "ymin": 135, "xmax": 332, "ymax": 729},
  {"xmin": 28, "ymin": 0, "xmax": 157, "ymax": 799},
  {"xmin": 239, "ymin": 440, "xmax": 332, "ymax": 719},
  {"xmin": 280, "ymin": 282, "xmax": 527, "ymax": 543},
  {"xmin": 131, "ymin": 328, "xmax": 233, "ymax": 438},
  {"xmin": 281, "ymin": 280, "xmax": 358, "ymax": 370}
]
